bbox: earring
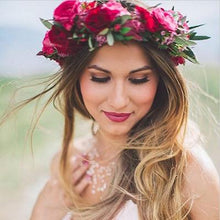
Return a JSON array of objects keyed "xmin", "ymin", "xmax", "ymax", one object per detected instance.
[{"xmin": 91, "ymin": 120, "xmax": 99, "ymax": 136}]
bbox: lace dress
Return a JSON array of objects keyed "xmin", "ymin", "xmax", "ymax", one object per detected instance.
[{"xmin": 62, "ymin": 200, "xmax": 139, "ymax": 220}]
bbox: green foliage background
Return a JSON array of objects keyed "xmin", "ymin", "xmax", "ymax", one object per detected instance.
[{"xmin": 0, "ymin": 64, "xmax": 219, "ymax": 219}]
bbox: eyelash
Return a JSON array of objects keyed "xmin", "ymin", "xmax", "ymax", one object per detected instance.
[{"xmin": 90, "ymin": 76, "xmax": 149, "ymax": 84}]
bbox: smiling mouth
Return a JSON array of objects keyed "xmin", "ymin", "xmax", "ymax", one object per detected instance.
[{"xmin": 103, "ymin": 111, "xmax": 132, "ymax": 122}]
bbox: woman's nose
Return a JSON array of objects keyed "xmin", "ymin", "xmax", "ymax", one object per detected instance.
[{"xmin": 108, "ymin": 81, "xmax": 129, "ymax": 110}]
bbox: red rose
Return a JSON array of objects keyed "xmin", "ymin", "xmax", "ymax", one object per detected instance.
[
  {"xmin": 54, "ymin": 0, "xmax": 81, "ymax": 31},
  {"xmin": 85, "ymin": 5, "xmax": 121, "ymax": 34},
  {"xmin": 48, "ymin": 26, "xmax": 79, "ymax": 57},
  {"xmin": 171, "ymin": 56, "xmax": 185, "ymax": 66},
  {"xmin": 135, "ymin": 6, "xmax": 159, "ymax": 33}
]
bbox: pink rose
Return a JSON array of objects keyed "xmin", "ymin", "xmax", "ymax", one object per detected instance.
[
  {"xmin": 96, "ymin": 35, "xmax": 107, "ymax": 46},
  {"xmin": 124, "ymin": 19, "xmax": 144, "ymax": 40},
  {"xmin": 152, "ymin": 8, "xmax": 178, "ymax": 32},
  {"xmin": 102, "ymin": 0, "xmax": 130, "ymax": 17},
  {"xmin": 135, "ymin": 6, "xmax": 159, "ymax": 33},
  {"xmin": 54, "ymin": 0, "xmax": 81, "ymax": 31},
  {"xmin": 175, "ymin": 11, "xmax": 189, "ymax": 33},
  {"xmin": 39, "ymin": 31, "xmax": 55, "ymax": 56}
]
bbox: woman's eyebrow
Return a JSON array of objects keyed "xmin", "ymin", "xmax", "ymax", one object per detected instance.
[{"xmin": 87, "ymin": 64, "xmax": 152, "ymax": 74}]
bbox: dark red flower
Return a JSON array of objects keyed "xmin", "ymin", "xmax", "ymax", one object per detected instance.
[
  {"xmin": 85, "ymin": 5, "xmax": 120, "ymax": 34},
  {"xmin": 171, "ymin": 56, "xmax": 185, "ymax": 66},
  {"xmin": 48, "ymin": 26, "xmax": 80, "ymax": 57},
  {"xmin": 135, "ymin": 6, "xmax": 159, "ymax": 33},
  {"xmin": 54, "ymin": 0, "xmax": 81, "ymax": 31}
]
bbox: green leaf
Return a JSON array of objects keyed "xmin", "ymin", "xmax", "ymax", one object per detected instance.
[
  {"xmin": 99, "ymin": 28, "xmax": 109, "ymax": 35},
  {"xmin": 184, "ymin": 47, "xmax": 199, "ymax": 64},
  {"xmin": 120, "ymin": 15, "xmax": 132, "ymax": 25},
  {"xmin": 149, "ymin": 3, "xmax": 162, "ymax": 9},
  {"xmin": 189, "ymin": 24, "xmax": 204, "ymax": 30},
  {"xmin": 124, "ymin": 36, "xmax": 133, "ymax": 41},
  {"xmin": 72, "ymin": 33, "xmax": 78, "ymax": 39},
  {"xmin": 175, "ymin": 36, "xmax": 197, "ymax": 46},
  {"xmin": 185, "ymin": 55, "xmax": 199, "ymax": 64},
  {"xmin": 188, "ymin": 31, "xmax": 197, "ymax": 39},
  {"xmin": 88, "ymin": 36, "xmax": 94, "ymax": 50},
  {"xmin": 107, "ymin": 32, "xmax": 114, "ymax": 46},
  {"xmin": 114, "ymin": 34, "xmax": 125, "ymax": 41},
  {"xmin": 40, "ymin": 18, "xmax": 53, "ymax": 29},
  {"xmin": 120, "ymin": 27, "xmax": 131, "ymax": 35},
  {"xmin": 190, "ymin": 35, "xmax": 210, "ymax": 40}
]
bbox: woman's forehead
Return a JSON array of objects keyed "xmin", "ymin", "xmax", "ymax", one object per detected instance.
[{"xmin": 87, "ymin": 42, "xmax": 152, "ymax": 70}]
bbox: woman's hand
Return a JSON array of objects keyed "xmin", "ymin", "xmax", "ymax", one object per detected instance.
[
  {"xmin": 30, "ymin": 152, "xmax": 92, "ymax": 220},
  {"xmin": 70, "ymin": 154, "xmax": 92, "ymax": 196}
]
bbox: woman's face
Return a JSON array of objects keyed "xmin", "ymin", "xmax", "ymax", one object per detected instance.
[{"xmin": 79, "ymin": 42, "xmax": 159, "ymax": 138}]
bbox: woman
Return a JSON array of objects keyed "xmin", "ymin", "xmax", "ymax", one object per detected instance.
[{"xmin": 22, "ymin": 0, "xmax": 220, "ymax": 219}]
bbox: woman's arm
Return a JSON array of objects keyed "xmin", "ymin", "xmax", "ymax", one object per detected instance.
[
  {"xmin": 30, "ymin": 152, "xmax": 70, "ymax": 220},
  {"xmin": 30, "ymin": 149, "xmax": 91, "ymax": 220},
  {"xmin": 183, "ymin": 146, "xmax": 220, "ymax": 220}
]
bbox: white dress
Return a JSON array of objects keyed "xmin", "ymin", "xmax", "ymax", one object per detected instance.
[{"xmin": 62, "ymin": 200, "xmax": 139, "ymax": 220}]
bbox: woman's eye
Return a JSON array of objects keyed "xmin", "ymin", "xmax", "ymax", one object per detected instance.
[
  {"xmin": 90, "ymin": 76, "xmax": 110, "ymax": 83},
  {"xmin": 129, "ymin": 77, "xmax": 149, "ymax": 84}
]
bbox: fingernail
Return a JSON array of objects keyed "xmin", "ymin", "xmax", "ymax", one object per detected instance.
[
  {"xmin": 80, "ymin": 152, "xmax": 87, "ymax": 158},
  {"xmin": 82, "ymin": 160, "xmax": 89, "ymax": 166},
  {"xmin": 86, "ymin": 174, "xmax": 92, "ymax": 181}
]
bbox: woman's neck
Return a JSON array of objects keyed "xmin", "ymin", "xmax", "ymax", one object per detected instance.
[{"xmin": 93, "ymin": 129, "xmax": 127, "ymax": 162}]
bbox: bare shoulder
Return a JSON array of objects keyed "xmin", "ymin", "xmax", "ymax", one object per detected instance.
[{"xmin": 183, "ymin": 145, "xmax": 220, "ymax": 219}]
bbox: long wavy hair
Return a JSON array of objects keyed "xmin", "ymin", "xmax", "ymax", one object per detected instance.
[
  {"xmin": 50, "ymin": 39, "xmax": 192, "ymax": 219},
  {"xmin": 0, "ymin": 2, "xmax": 194, "ymax": 220}
]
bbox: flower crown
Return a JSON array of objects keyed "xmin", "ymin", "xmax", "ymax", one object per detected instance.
[{"xmin": 37, "ymin": 0, "xmax": 209, "ymax": 66}]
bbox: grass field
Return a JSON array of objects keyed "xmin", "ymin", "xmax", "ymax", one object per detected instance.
[{"xmin": 0, "ymin": 64, "xmax": 219, "ymax": 219}]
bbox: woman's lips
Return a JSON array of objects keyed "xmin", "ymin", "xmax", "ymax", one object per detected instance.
[{"xmin": 103, "ymin": 111, "xmax": 132, "ymax": 122}]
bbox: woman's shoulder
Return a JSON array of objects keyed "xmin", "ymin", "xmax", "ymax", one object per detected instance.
[{"xmin": 183, "ymin": 145, "xmax": 220, "ymax": 219}]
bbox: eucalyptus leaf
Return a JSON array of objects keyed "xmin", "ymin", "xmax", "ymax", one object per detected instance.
[
  {"xmin": 120, "ymin": 15, "xmax": 132, "ymax": 24},
  {"xmin": 185, "ymin": 55, "xmax": 199, "ymax": 64},
  {"xmin": 175, "ymin": 37, "xmax": 197, "ymax": 46},
  {"xmin": 88, "ymin": 36, "xmax": 94, "ymax": 50},
  {"xmin": 72, "ymin": 33, "xmax": 78, "ymax": 39},
  {"xmin": 99, "ymin": 28, "xmax": 109, "ymax": 35},
  {"xmin": 107, "ymin": 32, "xmax": 114, "ymax": 46},
  {"xmin": 40, "ymin": 18, "xmax": 53, "ymax": 30}
]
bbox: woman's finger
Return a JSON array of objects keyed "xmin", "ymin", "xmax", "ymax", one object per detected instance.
[
  {"xmin": 72, "ymin": 161, "xmax": 90, "ymax": 185},
  {"xmin": 74, "ymin": 174, "xmax": 92, "ymax": 195},
  {"xmin": 69, "ymin": 155, "xmax": 84, "ymax": 172}
]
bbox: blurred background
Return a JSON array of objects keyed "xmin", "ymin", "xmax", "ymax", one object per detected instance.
[{"xmin": 0, "ymin": 0, "xmax": 219, "ymax": 219}]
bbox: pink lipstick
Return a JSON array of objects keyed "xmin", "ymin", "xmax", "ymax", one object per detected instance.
[{"xmin": 103, "ymin": 111, "xmax": 131, "ymax": 122}]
